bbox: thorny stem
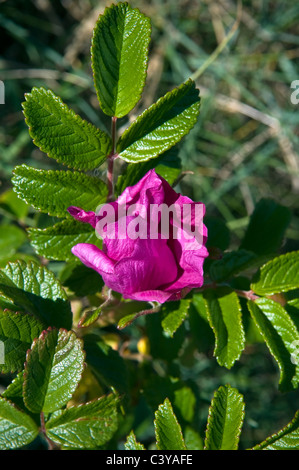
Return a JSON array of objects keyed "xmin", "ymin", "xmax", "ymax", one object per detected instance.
[{"xmin": 107, "ymin": 116, "xmax": 118, "ymax": 202}]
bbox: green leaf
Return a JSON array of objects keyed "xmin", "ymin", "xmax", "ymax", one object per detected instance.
[
  {"xmin": 91, "ymin": 2, "xmax": 151, "ymax": 118},
  {"xmin": 154, "ymin": 398, "xmax": 186, "ymax": 450},
  {"xmin": 0, "ymin": 397, "xmax": 39, "ymax": 450},
  {"xmin": 115, "ymin": 149, "xmax": 182, "ymax": 195},
  {"xmin": 146, "ymin": 311, "xmax": 186, "ymax": 361},
  {"xmin": 12, "ymin": 164, "xmax": 108, "ymax": 218},
  {"xmin": 0, "ymin": 309, "xmax": 43, "ymax": 374},
  {"xmin": 84, "ymin": 334, "xmax": 128, "ymax": 394},
  {"xmin": 22, "ymin": 87, "xmax": 112, "ymax": 170},
  {"xmin": 209, "ymin": 249, "xmax": 258, "ymax": 282},
  {"xmin": 124, "ymin": 430, "xmax": 145, "ymax": 450},
  {"xmin": 252, "ymin": 410, "xmax": 299, "ymax": 450},
  {"xmin": 28, "ymin": 218, "xmax": 99, "ymax": 262},
  {"xmin": 45, "ymin": 394, "xmax": 119, "ymax": 449},
  {"xmin": 0, "ymin": 260, "xmax": 72, "ymax": 329},
  {"xmin": 205, "ymin": 216, "xmax": 230, "ymax": 251},
  {"xmin": 117, "ymin": 79, "xmax": 200, "ymax": 162},
  {"xmin": 0, "ymin": 188, "xmax": 29, "ymax": 220},
  {"xmin": 2, "ymin": 372, "xmax": 26, "ymax": 412},
  {"xmin": 240, "ymin": 198, "xmax": 291, "ymax": 256},
  {"xmin": 23, "ymin": 328, "xmax": 85, "ymax": 414},
  {"xmin": 0, "ymin": 225, "xmax": 27, "ymax": 260},
  {"xmin": 251, "ymin": 251, "xmax": 299, "ymax": 295},
  {"xmin": 247, "ymin": 298, "xmax": 299, "ymax": 392},
  {"xmin": 204, "ymin": 384, "xmax": 245, "ymax": 450},
  {"xmin": 161, "ymin": 299, "xmax": 191, "ymax": 337},
  {"xmin": 59, "ymin": 262, "xmax": 103, "ymax": 297},
  {"xmin": 203, "ymin": 288, "xmax": 245, "ymax": 369}
]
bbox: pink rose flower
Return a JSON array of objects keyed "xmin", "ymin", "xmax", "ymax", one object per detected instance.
[{"xmin": 68, "ymin": 169, "xmax": 208, "ymax": 303}]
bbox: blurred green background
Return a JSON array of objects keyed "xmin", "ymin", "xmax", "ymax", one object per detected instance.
[{"xmin": 0, "ymin": 0, "xmax": 299, "ymax": 449}]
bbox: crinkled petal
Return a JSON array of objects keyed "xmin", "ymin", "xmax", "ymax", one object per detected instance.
[{"xmin": 71, "ymin": 243, "xmax": 114, "ymax": 274}]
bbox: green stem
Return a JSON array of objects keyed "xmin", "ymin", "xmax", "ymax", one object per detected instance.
[{"xmin": 107, "ymin": 116, "xmax": 118, "ymax": 201}]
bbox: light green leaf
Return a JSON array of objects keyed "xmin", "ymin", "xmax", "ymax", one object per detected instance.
[
  {"xmin": 240, "ymin": 198, "xmax": 291, "ymax": 256},
  {"xmin": 0, "ymin": 225, "xmax": 27, "ymax": 260},
  {"xmin": 124, "ymin": 430, "xmax": 145, "ymax": 450},
  {"xmin": 91, "ymin": 2, "xmax": 151, "ymax": 118},
  {"xmin": 204, "ymin": 384, "xmax": 245, "ymax": 450},
  {"xmin": 247, "ymin": 298, "xmax": 299, "ymax": 391},
  {"xmin": 209, "ymin": 249, "xmax": 258, "ymax": 282},
  {"xmin": 28, "ymin": 218, "xmax": 99, "ymax": 262},
  {"xmin": 0, "ymin": 259, "xmax": 72, "ymax": 330},
  {"xmin": 45, "ymin": 394, "xmax": 119, "ymax": 449},
  {"xmin": 12, "ymin": 164, "xmax": 108, "ymax": 218},
  {"xmin": 154, "ymin": 398, "xmax": 186, "ymax": 450},
  {"xmin": 251, "ymin": 251, "xmax": 299, "ymax": 295},
  {"xmin": 252, "ymin": 411, "xmax": 299, "ymax": 450},
  {"xmin": 161, "ymin": 299, "xmax": 191, "ymax": 337},
  {"xmin": 0, "ymin": 397, "xmax": 39, "ymax": 450},
  {"xmin": 203, "ymin": 288, "xmax": 245, "ymax": 369},
  {"xmin": 0, "ymin": 309, "xmax": 43, "ymax": 374},
  {"xmin": 23, "ymin": 328, "xmax": 85, "ymax": 414},
  {"xmin": 117, "ymin": 79, "xmax": 200, "ymax": 162},
  {"xmin": 22, "ymin": 87, "xmax": 111, "ymax": 170}
]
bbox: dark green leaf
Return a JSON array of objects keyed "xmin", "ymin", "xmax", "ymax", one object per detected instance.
[
  {"xmin": 59, "ymin": 262, "xmax": 103, "ymax": 297},
  {"xmin": 247, "ymin": 298, "xmax": 299, "ymax": 391},
  {"xmin": 204, "ymin": 384, "xmax": 245, "ymax": 450},
  {"xmin": 12, "ymin": 164, "xmax": 108, "ymax": 218},
  {"xmin": 28, "ymin": 218, "xmax": 100, "ymax": 262},
  {"xmin": 205, "ymin": 216, "xmax": 230, "ymax": 251},
  {"xmin": 0, "ymin": 309, "xmax": 43, "ymax": 373},
  {"xmin": 240, "ymin": 198, "xmax": 291, "ymax": 256},
  {"xmin": 45, "ymin": 394, "xmax": 119, "ymax": 449},
  {"xmin": 154, "ymin": 398, "xmax": 186, "ymax": 450},
  {"xmin": 84, "ymin": 334, "xmax": 128, "ymax": 394},
  {"xmin": 0, "ymin": 397, "xmax": 39, "ymax": 450},
  {"xmin": 91, "ymin": 2, "xmax": 151, "ymax": 118},
  {"xmin": 117, "ymin": 79, "xmax": 200, "ymax": 162},
  {"xmin": 22, "ymin": 87, "xmax": 111, "ymax": 170},
  {"xmin": 23, "ymin": 328, "xmax": 85, "ymax": 414},
  {"xmin": 251, "ymin": 251, "xmax": 299, "ymax": 295},
  {"xmin": 209, "ymin": 249, "xmax": 258, "ymax": 282},
  {"xmin": 0, "ymin": 260, "xmax": 72, "ymax": 329},
  {"xmin": 0, "ymin": 225, "xmax": 27, "ymax": 260}
]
